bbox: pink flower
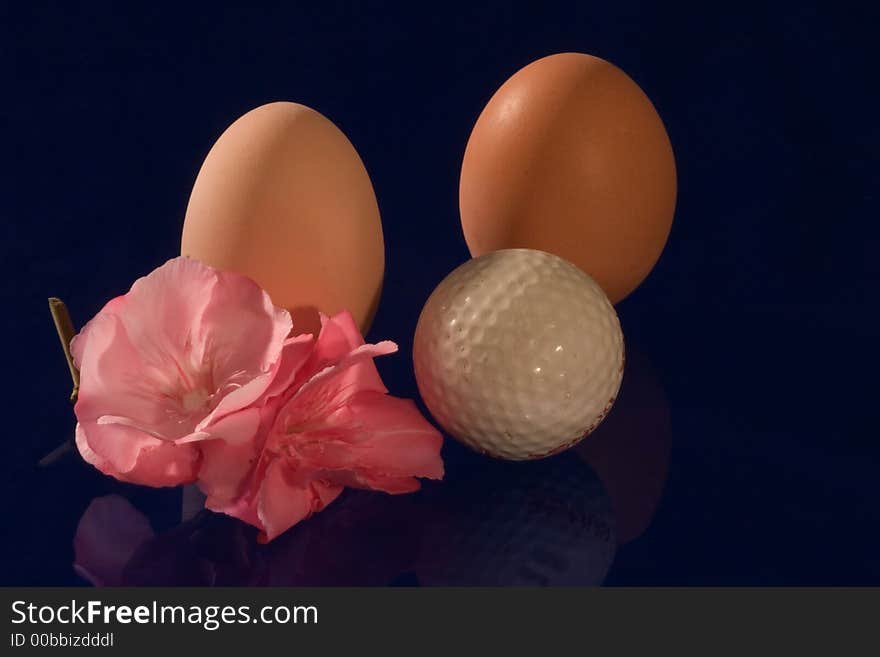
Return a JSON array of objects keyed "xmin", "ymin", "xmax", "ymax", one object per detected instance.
[
  {"xmin": 69, "ymin": 256, "xmax": 444, "ymax": 542},
  {"xmin": 199, "ymin": 312, "xmax": 444, "ymax": 542},
  {"xmin": 71, "ymin": 257, "xmax": 293, "ymax": 486}
]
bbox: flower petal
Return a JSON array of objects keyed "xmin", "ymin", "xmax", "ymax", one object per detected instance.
[
  {"xmin": 197, "ymin": 438, "xmax": 261, "ymax": 507},
  {"xmin": 72, "ymin": 255, "xmax": 301, "ymax": 479},
  {"xmin": 326, "ymin": 392, "xmax": 445, "ymax": 479},
  {"xmin": 302, "ymin": 341, "xmax": 396, "ymax": 396},
  {"xmin": 297, "ymin": 311, "xmax": 387, "ymax": 393},
  {"xmin": 316, "ymin": 311, "xmax": 365, "ymax": 356},
  {"xmin": 187, "ymin": 407, "xmax": 261, "ymax": 445},
  {"xmin": 75, "ymin": 423, "xmax": 110, "ymax": 471},
  {"xmin": 77, "ymin": 421, "xmax": 198, "ymax": 486},
  {"xmin": 73, "ymin": 313, "xmax": 160, "ymax": 426},
  {"xmin": 70, "ymin": 295, "xmax": 126, "ymax": 370},
  {"xmin": 112, "ymin": 257, "xmax": 219, "ymax": 375},
  {"xmin": 257, "ymin": 463, "xmax": 342, "ymax": 542},
  {"xmin": 77, "ymin": 420, "xmax": 158, "ymax": 473},
  {"xmin": 198, "ymin": 333, "xmax": 315, "ymax": 432},
  {"xmin": 284, "ymin": 391, "xmax": 444, "ymax": 494},
  {"xmin": 275, "ymin": 342, "xmax": 398, "ymax": 433},
  {"xmin": 196, "ymin": 394, "xmax": 286, "ymax": 509},
  {"xmin": 83, "ymin": 258, "xmax": 290, "ymax": 436},
  {"xmin": 200, "ymin": 267, "xmax": 293, "ymax": 384},
  {"xmin": 195, "ymin": 374, "xmax": 272, "ymax": 430},
  {"xmin": 204, "ymin": 491, "xmax": 262, "ymax": 529},
  {"xmin": 124, "ymin": 443, "xmax": 201, "ymax": 487},
  {"xmin": 262, "ymin": 334, "xmax": 317, "ymax": 401}
]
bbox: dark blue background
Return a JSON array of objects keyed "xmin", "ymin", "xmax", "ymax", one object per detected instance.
[{"xmin": 2, "ymin": 1, "xmax": 878, "ymax": 585}]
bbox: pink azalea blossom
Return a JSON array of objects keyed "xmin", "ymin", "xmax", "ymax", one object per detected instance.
[
  {"xmin": 71, "ymin": 257, "xmax": 293, "ymax": 486},
  {"xmin": 199, "ymin": 311, "xmax": 445, "ymax": 543}
]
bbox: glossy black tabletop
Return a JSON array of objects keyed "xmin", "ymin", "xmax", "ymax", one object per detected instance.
[{"xmin": 3, "ymin": 1, "xmax": 878, "ymax": 585}]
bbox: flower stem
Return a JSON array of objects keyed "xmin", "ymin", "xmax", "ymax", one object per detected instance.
[
  {"xmin": 40, "ymin": 298, "xmax": 80, "ymax": 468},
  {"xmin": 48, "ymin": 297, "xmax": 80, "ymax": 403},
  {"xmin": 38, "ymin": 440, "xmax": 74, "ymax": 468}
]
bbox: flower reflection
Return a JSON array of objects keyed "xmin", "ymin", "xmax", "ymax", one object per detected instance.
[
  {"xmin": 73, "ymin": 495, "xmax": 155, "ymax": 586},
  {"xmin": 73, "ymin": 488, "xmax": 419, "ymax": 586}
]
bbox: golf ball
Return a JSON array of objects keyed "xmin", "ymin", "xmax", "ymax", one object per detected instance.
[{"xmin": 413, "ymin": 249, "xmax": 624, "ymax": 460}]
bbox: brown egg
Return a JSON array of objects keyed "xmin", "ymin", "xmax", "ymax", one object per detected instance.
[
  {"xmin": 460, "ymin": 53, "xmax": 676, "ymax": 303},
  {"xmin": 182, "ymin": 102, "xmax": 384, "ymax": 336}
]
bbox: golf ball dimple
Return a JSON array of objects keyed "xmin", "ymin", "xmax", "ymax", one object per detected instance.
[{"xmin": 413, "ymin": 249, "xmax": 624, "ymax": 460}]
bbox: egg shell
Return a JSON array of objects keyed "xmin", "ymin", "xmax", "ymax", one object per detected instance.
[
  {"xmin": 460, "ymin": 53, "xmax": 677, "ymax": 304},
  {"xmin": 182, "ymin": 102, "xmax": 385, "ymax": 336}
]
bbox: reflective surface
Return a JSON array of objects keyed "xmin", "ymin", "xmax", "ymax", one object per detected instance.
[
  {"xmin": 33, "ymin": 347, "xmax": 665, "ymax": 587},
  {"xmin": 71, "ymin": 452, "xmax": 616, "ymax": 587},
  {"xmin": 4, "ymin": 2, "xmax": 878, "ymax": 585},
  {"xmin": 11, "ymin": 322, "xmax": 880, "ymax": 586}
]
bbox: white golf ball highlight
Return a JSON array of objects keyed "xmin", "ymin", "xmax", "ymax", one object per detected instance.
[{"xmin": 413, "ymin": 249, "xmax": 624, "ymax": 460}]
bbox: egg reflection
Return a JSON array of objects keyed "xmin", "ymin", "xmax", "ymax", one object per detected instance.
[{"xmin": 575, "ymin": 345, "xmax": 672, "ymax": 545}]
